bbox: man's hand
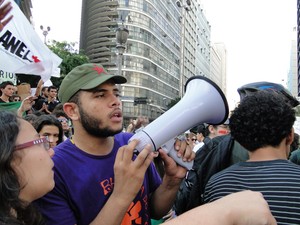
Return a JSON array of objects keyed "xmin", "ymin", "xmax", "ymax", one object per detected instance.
[
  {"xmin": 174, "ymin": 138, "xmax": 195, "ymax": 162},
  {"xmin": 17, "ymin": 96, "xmax": 37, "ymax": 117},
  {"xmin": 112, "ymin": 139, "xmax": 157, "ymax": 204},
  {"xmin": 0, "ymin": 0, "xmax": 13, "ymax": 32},
  {"xmin": 159, "ymin": 138, "xmax": 195, "ymax": 181}
]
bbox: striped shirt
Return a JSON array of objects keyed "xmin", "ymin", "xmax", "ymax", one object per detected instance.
[{"xmin": 204, "ymin": 160, "xmax": 300, "ymax": 225}]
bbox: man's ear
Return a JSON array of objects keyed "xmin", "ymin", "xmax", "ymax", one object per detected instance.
[
  {"xmin": 286, "ymin": 128, "xmax": 295, "ymax": 146},
  {"xmin": 208, "ymin": 125, "xmax": 215, "ymax": 134},
  {"xmin": 63, "ymin": 103, "xmax": 80, "ymax": 121}
]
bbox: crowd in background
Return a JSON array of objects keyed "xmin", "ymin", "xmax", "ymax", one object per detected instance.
[{"xmin": 1, "ymin": 1, "xmax": 298, "ymax": 224}]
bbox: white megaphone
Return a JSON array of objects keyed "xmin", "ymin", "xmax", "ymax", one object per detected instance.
[{"xmin": 129, "ymin": 76, "xmax": 229, "ymax": 170}]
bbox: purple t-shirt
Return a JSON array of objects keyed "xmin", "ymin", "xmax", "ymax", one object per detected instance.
[{"xmin": 35, "ymin": 132, "xmax": 162, "ymax": 225}]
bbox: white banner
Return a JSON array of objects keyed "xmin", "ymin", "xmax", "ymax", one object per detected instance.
[
  {"xmin": 0, "ymin": 0, "xmax": 62, "ymax": 82},
  {"xmin": 0, "ymin": 69, "xmax": 16, "ymax": 84}
]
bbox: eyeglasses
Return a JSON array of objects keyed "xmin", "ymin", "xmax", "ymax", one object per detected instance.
[
  {"xmin": 57, "ymin": 118, "xmax": 69, "ymax": 123},
  {"xmin": 15, "ymin": 137, "xmax": 50, "ymax": 151},
  {"xmin": 192, "ymin": 138, "xmax": 197, "ymax": 141}
]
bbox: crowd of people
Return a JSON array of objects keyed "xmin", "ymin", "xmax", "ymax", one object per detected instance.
[
  {"xmin": 0, "ymin": 62, "xmax": 278, "ymax": 225},
  {"xmin": 1, "ymin": 1, "xmax": 299, "ymax": 225}
]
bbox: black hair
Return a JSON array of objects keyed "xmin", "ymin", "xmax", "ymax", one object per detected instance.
[
  {"xmin": 68, "ymin": 91, "xmax": 81, "ymax": 105},
  {"xmin": 47, "ymin": 86, "xmax": 57, "ymax": 92},
  {"xmin": 32, "ymin": 114, "xmax": 64, "ymax": 145},
  {"xmin": 230, "ymin": 90, "xmax": 295, "ymax": 152},
  {"xmin": 0, "ymin": 81, "xmax": 14, "ymax": 96},
  {"xmin": 41, "ymin": 86, "xmax": 48, "ymax": 92},
  {"xmin": 197, "ymin": 124, "xmax": 206, "ymax": 136},
  {"xmin": 0, "ymin": 111, "xmax": 45, "ymax": 224},
  {"xmin": 53, "ymin": 110, "xmax": 68, "ymax": 119},
  {"xmin": 0, "ymin": 81, "xmax": 14, "ymax": 89},
  {"xmin": 51, "ymin": 103, "xmax": 64, "ymax": 115},
  {"xmin": 23, "ymin": 114, "xmax": 38, "ymax": 124}
]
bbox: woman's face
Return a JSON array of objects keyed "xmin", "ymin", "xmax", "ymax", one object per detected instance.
[
  {"xmin": 39, "ymin": 125, "xmax": 60, "ymax": 148},
  {"xmin": 12, "ymin": 119, "xmax": 54, "ymax": 202},
  {"xmin": 57, "ymin": 116, "xmax": 70, "ymax": 132}
]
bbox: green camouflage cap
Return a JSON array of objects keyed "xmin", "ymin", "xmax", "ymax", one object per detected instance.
[{"xmin": 58, "ymin": 63, "xmax": 127, "ymax": 103}]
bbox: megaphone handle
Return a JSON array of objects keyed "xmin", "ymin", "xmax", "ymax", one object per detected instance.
[{"xmin": 160, "ymin": 139, "xmax": 194, "ymax": 170}]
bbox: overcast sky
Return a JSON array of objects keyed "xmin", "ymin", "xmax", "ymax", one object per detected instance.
[
  {"xmin": 31, "ymin": 0, "xmax": 82, "ymax": 44},
  {"xmin": 200, "ymin": 0, "xmax": 297, "ymax": 107},
  {"xmin": 31, "ymin": 0, "xmax": 297, "ymax": 109}
]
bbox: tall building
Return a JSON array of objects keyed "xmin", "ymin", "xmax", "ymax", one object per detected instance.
[
  {"xmin": 80, "ymin": 0, "xmax": 214, "ymax": 124},
  {"xmin": 15, "ymin": 0, "xmax": 32, "ymax": 22},
  {"xmin": 298, "ymin": 0, "xmax": 300, "ymax": 96},
  {"xmin": 287, "ymin": 39, "xmax": 298, "ymax": 96},
  {"xmin": 210, "ymin": 43, "xmax": 227, "ymax": 95}
]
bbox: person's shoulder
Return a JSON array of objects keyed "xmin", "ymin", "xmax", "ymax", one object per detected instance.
[
  {"xmin": 212, "ymin": 134, "xmax": 233, "ymax": 144},
  {"xmin": 53, "ymin": 140, "xmax": 75, "ymax": 158},
  {"xmin": 36, "ymin": 97, "xmax": 46, "ymax": 103},
  {"xmin": 290, "ymin": 149, "xmax": 300, "ymax": 158},
  {"xmin": 285, "ymin": 159, "xmax": 300, "ymax": 169},
  {"xmin": 290, "ymin": 150, "xmax": 300, "ymax": 165},
  {"xmin": 36, "ymin": 95, "xmax": 45, "ymax": 100},
  {"xmin": 193, "ymin": 142, "xmax": 204, "ymax": 152},
  {"xmin": 208, "ymin": 162, "xmax": 240, "ymax": 182}
]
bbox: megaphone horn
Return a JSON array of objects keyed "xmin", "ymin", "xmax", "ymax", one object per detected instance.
[{"xmin": 129, "ymin": 76, "xmax": 229, "ymax": 169}]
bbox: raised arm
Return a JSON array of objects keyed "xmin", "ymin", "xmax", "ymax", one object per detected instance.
[
  {"xmin": 0, "ymin": 0, "xmax": 13, "ymax": 32},
  {"xmin": 164, "ymin": 191, "xmax": 277, "ymax": 225}
]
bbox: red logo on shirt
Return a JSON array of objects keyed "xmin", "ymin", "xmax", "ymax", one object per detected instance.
[{"xmin": 100, "ymin": 178, "xmax": 114, "ymax": 195}]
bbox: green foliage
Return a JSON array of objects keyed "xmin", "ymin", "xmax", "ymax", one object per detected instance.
[
  {"xmin": 48, "ymin": 40, "xmax": 90, "ymax": 87},
  {"xmin": 17, "ymin": 41, "xmax": 90, "ymax": 88}
]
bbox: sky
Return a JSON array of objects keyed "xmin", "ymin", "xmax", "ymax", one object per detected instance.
[
  {"xmin": 30, "ymin": 0, "xmax": 297, "ymax": 109},
  {"xmin": 31, "ymin": 0, "xmax": 82, "ymax": 44},
  {"xmin": 200, "ymin": 0, "xmax": 297, "ymax": 107}
]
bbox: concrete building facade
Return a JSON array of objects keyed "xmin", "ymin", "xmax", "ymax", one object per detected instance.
[{"xmin": 79, "ymin": 0, "xmax": 221, "ymax": 124}]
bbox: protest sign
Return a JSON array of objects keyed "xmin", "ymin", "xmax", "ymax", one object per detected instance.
[{"xmin": 0, "ymin": 0, "xmax": 62, "ymax": 82}]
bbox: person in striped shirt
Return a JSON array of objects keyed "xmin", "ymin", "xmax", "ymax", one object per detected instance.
[{"xmin": 204, "ymin": 90, "xmax": 300, "ymax": 225}]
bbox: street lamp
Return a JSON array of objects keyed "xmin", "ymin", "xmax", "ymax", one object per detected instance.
[
  {"xmin": 116, "ymin": 26, "xmax": 129, "ymax": 77},
  {"xmin": 176, "ymin": 1, "xmax": 190, "ymax": 97},
  {"xmin": 116, "ymin": 26, "xmax": 129, "ymax": 123},
  {"xmin": 40, "ymin": 25, "xmax": 50, "ymax": 44}
]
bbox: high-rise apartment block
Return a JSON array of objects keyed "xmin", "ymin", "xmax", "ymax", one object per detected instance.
[{"xmin": 79, "ymin": 0, "xmax": 225, "ymax": 123}]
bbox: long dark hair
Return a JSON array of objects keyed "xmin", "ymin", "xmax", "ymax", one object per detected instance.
[
  {"xmin": 32, "ymin": 114, "xmax": 64, "ymax": 145},
  {"xmin": 0, "ymin": 110, "xmax": 45, "ymax": 224}
]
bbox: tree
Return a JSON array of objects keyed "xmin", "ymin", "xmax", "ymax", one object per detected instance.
[
  {"xmin": 48, "ymin": 40, "xmax": 90, "ymax": 87},
  {"xmin": 16, "ymin": 40, "xmax": 90, "ymax": 88}
]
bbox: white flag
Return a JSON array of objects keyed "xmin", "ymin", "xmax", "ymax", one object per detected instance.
[{"xmin": 0, "ymin": 0, "xmax": 62, "ymax": 82}]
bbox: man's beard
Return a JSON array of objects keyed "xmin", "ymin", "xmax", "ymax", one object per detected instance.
[{"xmin": 79, "ymin": 107, "xmax": 122, "ymax": 138}]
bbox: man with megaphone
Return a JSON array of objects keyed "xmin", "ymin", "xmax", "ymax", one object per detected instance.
[{"xmin": 34, "ymin": 63, "xmax": 195, "ymax": 225}]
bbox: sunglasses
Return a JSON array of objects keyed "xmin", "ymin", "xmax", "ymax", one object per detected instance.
[
  {"xmin": 57, "ymin": 118, "xmax": 69, "ymax": 123},
  {"xmin": 15, "ymin": 137, "xmax": 50, "ymax": 151},
  {"xmin": 192, "ymin": 138, "xmax": 197, "ymax": 141}
]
